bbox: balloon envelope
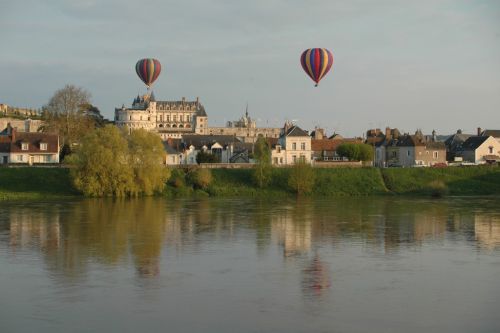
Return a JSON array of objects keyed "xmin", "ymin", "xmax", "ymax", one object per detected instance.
[
  {"xmin": 135, "ymin": 58, "xmax": 161, "ymax": 88},
  {"xmin": 300, "ymin": 48, "xmax": 333, "ymax": 86}
]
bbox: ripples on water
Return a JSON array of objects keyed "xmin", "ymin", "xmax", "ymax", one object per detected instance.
[{"xmin": 0, "ymin": 196, "xmax": 499, "ymax": 333}]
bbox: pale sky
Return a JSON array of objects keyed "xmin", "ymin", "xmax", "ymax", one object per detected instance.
[{"xmin": 1, "ymin": 0, "xmax": 499, "ymax": 137}]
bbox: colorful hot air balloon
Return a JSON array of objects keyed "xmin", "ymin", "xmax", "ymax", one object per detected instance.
[
  {"xmin": 300, "ymin": 48, "xmax": 334, "ymax": 87},
  {"xmin": 135, "ymin": 58, "xmax": 161, "ymax": 88}
]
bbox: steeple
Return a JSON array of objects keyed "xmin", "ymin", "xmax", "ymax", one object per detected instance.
[
  {"xmin": 149, "ymin": 91, "xmax": 156, "ymax": 102},
  {"xmin": 245, "ymin": 102, "xmax": 249, "ymax": 118}
]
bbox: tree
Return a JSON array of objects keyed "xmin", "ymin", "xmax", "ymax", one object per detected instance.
[
  {"xmin": 67, "ymin": 126, "xmax": 169, "ymax": 197},
  {"xmin": 253, "ymin": 136, "xmax": 272, "ymax": 188},
  {"xmin": 288, "ymin": 160, "xmax": 315, "ymax": 195},
  {"xmin": 128, "ymin": 129, "xmax": 170, "ymax": 196},
  {"xmin": 196, "ymin": 150, "xmax": 220, "ymax": 164},
  {"xmin": 67, "ymin": 125, "xmax": 134, "ymax": 197},
  {"xmin": 337, "ymin": 143, "xmax": 373, "ymax": 162},
  {"xmin": 41, "ymin": 85, "xmax": 103, "ymax": 159}
]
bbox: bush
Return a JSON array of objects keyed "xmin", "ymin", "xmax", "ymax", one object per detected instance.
[
  {"xmin": 288, "ymin": 161, "xmax": 315, "ymax": 195},
  {"xmin": 187, "ymin": 168, "xmax": 213, "ymax": 189},
  {"xmin": 168, "ymin": 168, "xmax": 186, "ymax": 188}
]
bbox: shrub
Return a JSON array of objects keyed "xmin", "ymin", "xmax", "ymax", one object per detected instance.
[
  {"xmin": 187, "ymin": 168, "xmax": 213, "ymax": 189},
  {"xmin": 288, "ymin": 160, "xmax": 315, "ymax": 195}
]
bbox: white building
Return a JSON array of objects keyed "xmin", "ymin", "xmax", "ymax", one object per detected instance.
[
  {"xmin": 114, "ymin": 93, "xmax": 208, "ymax": 139},
  {"xmin": 460, "ymin": 136, "xmax": 500, "ymax": 164},
  {"xmin": 271, "ymin": 124, "xmax": 312, "ymax": 165}
]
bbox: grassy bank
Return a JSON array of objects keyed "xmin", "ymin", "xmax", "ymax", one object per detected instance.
[
  {"xmin": 381, "ymin": 166, "xmax": 500, "ymax": 196},
  {"xmin": 1, "ymin": 165, "xmax": 499, "ymax": 200},
  {"xmin": 0, "ymin": 167, "xmax": 78, "ymax": 200}
]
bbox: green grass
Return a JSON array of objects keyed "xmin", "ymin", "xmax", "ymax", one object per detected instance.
[
  {"xmin": 2, "ymin": 165, "xmax": 499, "ymax": 200},
  {"xmin": 381, "ymin": 165, "xmax": 500, "ymax": 195},
  {"xmin": 0, "ymin": 167, "xmax": 79, "ymax": 200}
]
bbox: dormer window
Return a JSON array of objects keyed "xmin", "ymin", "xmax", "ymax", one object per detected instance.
[
  {"xmin": 40, "ymin": 143, "xmax": 47, "ymax": 151},
  {"xmin": 21, "ymin": 143, "xmax": 29, "ymax": 151}
]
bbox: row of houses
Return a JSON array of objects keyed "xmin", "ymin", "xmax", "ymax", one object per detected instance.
[{"xmin": 0, "ymin": 119, "xmax": 499, "ymax": 167}]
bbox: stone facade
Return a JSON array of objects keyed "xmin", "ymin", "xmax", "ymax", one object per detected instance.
[{"xmin": 114, "ymin": 94, "xmax": 207, "ymax": 139}]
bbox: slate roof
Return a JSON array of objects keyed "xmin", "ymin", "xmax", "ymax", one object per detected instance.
[
  {"xmin": 181, "ymin": 134, "xmax": 241, "ymax": 149},
  {"xmin": 481, "ymin": 130, "xmax": 500, "ymax": 138},
  {"xmin": 285, "ymin": 125, "xmax": 309, "ymax": 137},
  {"xmin": 461, "ymin": 136, "xmax": 490, "ymax": 150}
]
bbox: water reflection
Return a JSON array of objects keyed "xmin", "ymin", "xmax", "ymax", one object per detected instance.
[{"xmin": 1, "ymin": 197, "xmax": 500, "ymax": 283}]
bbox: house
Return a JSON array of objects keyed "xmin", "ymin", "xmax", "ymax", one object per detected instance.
[
  {"xmin": 386, "ymin": 130, "xmax": 446, "ymax": 167},
  {"xmin": 0, "ymin": 125, "xmax": 59, "ymax": 165},
  {"xmin": 444, "ymin": 129, "xmax": 473, "ymax": 161},
  {"xmin": 173, "ymin": 134, "xmax": 251, "ymax": 165},
  {"xmin": 459, "ymin": 136, "xmax": 500, "ymax": 164},
  {"xmin": 366, "ymin": 127, "xmax": 401, "ymax": 167},
  {"xmin": 271, "ymin": 123, "xmax": 312, "ymax": 165}
]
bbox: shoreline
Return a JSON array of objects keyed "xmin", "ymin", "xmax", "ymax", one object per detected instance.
[{"xmin": 1, "ymin": 165, "xmax": 499, "ymax": 201}]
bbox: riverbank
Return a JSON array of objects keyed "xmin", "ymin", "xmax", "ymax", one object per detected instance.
[{"xmin": 1, "ymin": 165, "xmax": 499, "ymax": 200}]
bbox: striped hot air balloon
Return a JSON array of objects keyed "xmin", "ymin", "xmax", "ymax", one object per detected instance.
[
  {"xmin": 300, "ymin": 48, "xmax": 334, "ymax": 87},
  {"xmin": 135, "ymin": 58, "xmax": 161, "ymax": 88}
]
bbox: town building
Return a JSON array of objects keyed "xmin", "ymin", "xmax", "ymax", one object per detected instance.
[
  {"xmin": 458, "ymin": 136, "xmax": 500, "ymax": 164},
  {"xmin": 0, "ymin": 125, "xmax": 59, "ymax": 165},
  {"xmin": 114, "ymin": 93, "xmax": 208, "ymax": 139},
  {"xmin": 386, "ymin": 130, "xmax": 446, "ymax": 167},
  {"xmin": 0, "ymin": 118, "xmax": 42, "ymax": 133},
  {"xmin": 207, "ymin": 109, "xmax": 282, "ymax": 143},
  {"xmin": 271, "ymin": 123, "xmax": 312, "ymax": 165},
  {"xmin": 163, "ymin": 135, "xmax": 252, "ymax": 165},
  {"xmin": 444, "ymin": 129, "xmax": 474, "ymax": 162},
  {"xmin": 366, "ymin": 127, "xmax": 401, "ymax": 167}
]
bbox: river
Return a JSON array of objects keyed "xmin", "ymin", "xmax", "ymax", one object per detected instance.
[{"xmin": 0, "ymin": 196, "xmax": 499, "ymax": 332}]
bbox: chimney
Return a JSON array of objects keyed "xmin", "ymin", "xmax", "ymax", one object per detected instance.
[
  {"xmin": 385, "ymin": 127, "xmax": 391, "ymax": 140},
  {"xmin": 477, "ymin": 127, "xmax": 482, "ymax": 136},
  {"xmin": 11, "ymin": 126, "xmax": 16, "ymax": 141},
  {"xmin": 432, "ymin": 129, "xmax": 436, "ymax": 142}
]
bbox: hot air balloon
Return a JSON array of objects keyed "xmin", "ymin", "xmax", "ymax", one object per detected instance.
[
  {"xmin": 300, "ymin": 48, "xmax": 333, "ymax": 87},
  {"xmin": 135, "ymin": 58, "xmax": 161, "ymax": 89}
]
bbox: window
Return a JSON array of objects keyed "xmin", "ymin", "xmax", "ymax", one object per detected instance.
[
  {"xmin": 292, "ymin": 155, "xmax": 297, "ymax": 163},
  {"xmin": 392, "ymin": 151, "xmax": 397, "ymax": 158},
  {"xmin": 40, "ymin": 143, "xmax": 47, "ymax": 151},
  {"xmin": 43, "ymin": 155, "xmax": 51, "ymax": 163},
  {"xmin": 276, "ymin": 146, "xmax": 281, "ymax": 153},
  {"xmin": 167, "ymin": 115, "xmax": 170, "ymax": 122},
  {"xmin": 187, "ymin": 116, "xmax": 190, "ymax": 122},
  {"xmin": 180, "ymin": 115, "xmax": 183, "ymax": 122},
  {"xmin": 407, "ymin": 150, "xmax": 410, "ymax": 157},
  {"xmin": 300, "ymin": 155, "xmax": 305, "ymax": 162},
  {"xmin": 280, "ymin": 157, "xmax": 283, "ymax": 163},
  {"xmin": 273, "ymin": 157, "xmax": 278, "ymax": 164},
  {"xmin": 489, "ymin": 146, "xmax": 494, "ymax": 154},
  {"xmin": 17, "ymin": 155, "xmax": 23, "ymax": 162},
  {"xmin": 21, "ymin": 143, "xmax": 29, "ymax": 151},
  {"xmin": 292, "ymin": 143, "xmax": 296, "ymax": 150},
  {"xmin": 301, "ymin": 142, "xmax": 306, "ymax": 150},
  {"xmin": 433, "ymin": 151, "xmax": 438, "ymax": 159}
]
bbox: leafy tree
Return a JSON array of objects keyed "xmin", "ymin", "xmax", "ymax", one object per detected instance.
[
  {"xmin": 67, "ymin": 125, "xmax": 134, "ymax": 197},
  {"xmin": 288, "ymin": 160, "xmax": 315, "ymax": 195},
  {"xmin": 337, "ymin": 143, "xmax": 373, "ymax": 162},
  {"xmin": 196, "ymin": 150, "xmax": 220, "ymax": 164},
  {"xmin": 253, "ymin": 137, "xmax": 272, "ymax": 188},
  {"xmin": 128, "ymin": 129, "xmax": 170, "ymax": 196},
  {"xmin": 67, "ymin": 126, "xmax": 169, "ymax": 197}
]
